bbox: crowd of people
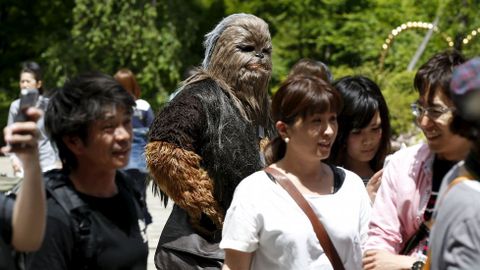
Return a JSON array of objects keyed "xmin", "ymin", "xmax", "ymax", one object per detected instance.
[{"xmin": 1, "ymin": 12, "xmax": 480, "ymax": 270}]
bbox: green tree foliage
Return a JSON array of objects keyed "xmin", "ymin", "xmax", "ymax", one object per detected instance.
[
  {"xmin": 379, "ymin": 70, "xmax": 417, "ymax": 135},
  {"xmin": 1, "ymin": 0, "xmax": 480, "ymax": 137},
  {"xmin": 0, "ymin": 0, "xmax": 74, "ymax": 97},
  {"xmin": 0, "ymin": 0, "xmax": 75, "ymax": 142},
  {"xmin": 42, "ymin": 0, "xmax": 183, "ymax": 107},
  {"xmin": 224, "ymin": 0, "xmax": 479, "ymax": 137}
]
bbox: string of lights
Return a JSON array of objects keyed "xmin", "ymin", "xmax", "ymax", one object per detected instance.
[{"xmin": 379, "ymin": 21, "xmax": 453, "ymax": 71}]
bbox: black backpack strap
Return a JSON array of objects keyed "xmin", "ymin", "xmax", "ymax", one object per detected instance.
[
  {"xmin": 44, "ymin": 170, "xmax": 95, "ymax": 270},
  {"xmin": 44, "ymin": 170, "xmax": 86, "ymax": 215}
]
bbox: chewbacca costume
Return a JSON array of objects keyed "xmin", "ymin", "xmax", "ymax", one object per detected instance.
[{"xmin": 146, "ymin": 14, "xmax": 274, "ymax": 269}]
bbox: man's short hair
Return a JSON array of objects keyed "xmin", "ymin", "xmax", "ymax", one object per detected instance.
[
  {"xmin": 414, "ymin": 50, "xmax": 466, "ymax": 104},
  {"xmin": 45, "ymin": 72, "xmax": 135, "ymax": 172}
]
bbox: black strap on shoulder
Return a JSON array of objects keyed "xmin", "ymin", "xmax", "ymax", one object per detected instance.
[
  {"xmin": 45, "ymin": 170, "xmax": 88, "ymax": 216},
  {"xmin": 44, "ymin": 170, "xmax": 95, "ymax": 270},
  {"xmin": 47, "ymin": 182, "xmax": 85, "ymax": 215}
]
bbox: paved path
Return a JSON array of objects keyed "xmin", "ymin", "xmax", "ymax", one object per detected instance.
[{"xmin": 145, "ymin": 182, "xmax": 173, "ymax": 270}]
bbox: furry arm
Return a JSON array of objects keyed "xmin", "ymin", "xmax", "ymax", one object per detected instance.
[
  {"xmin": 146, "ymin": 88, "xmax": 223, "ymax": 231},
  {"xmin": 145, "ymin": 141, "xmax": 223, "ymax": 230}
]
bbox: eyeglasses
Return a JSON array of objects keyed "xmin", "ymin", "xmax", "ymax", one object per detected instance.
[{"xmin": 410, "ymin": 103, "xmax": 454, "ymax": 120}]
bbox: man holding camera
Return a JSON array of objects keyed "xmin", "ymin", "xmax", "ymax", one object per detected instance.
[{"xmin": 26, "ymin": 72, "xmax": 148, "ymax": 269}]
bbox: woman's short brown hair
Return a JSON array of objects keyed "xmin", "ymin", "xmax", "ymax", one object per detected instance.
[{"xmin": 265, "ymin": 75, "xmax": 342, "ymax": 164}]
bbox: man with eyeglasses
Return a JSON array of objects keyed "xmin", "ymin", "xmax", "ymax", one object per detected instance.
[
  {"xmin": 363, "ymin": 50, "xmax": 472, "ymax": 270},
  {"xmin": 428, "ymin": 57, "xmax": 480, "ymax": 270}
]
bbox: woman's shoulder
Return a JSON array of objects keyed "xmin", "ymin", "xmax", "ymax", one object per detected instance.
[
  {"xmin": 238, "ymin": 170, "xmax": 271, "ymax": 186},
  {"xmin": 234, "ymin": 171, "xmax": 274, "ymax": 195},
  {"xmin": 229, "ymin": 171, "xmax": 275, "ymax": 208},
  {"xmin": 9, "ymin": 98, "xmax": 20, "ymax": 110}
]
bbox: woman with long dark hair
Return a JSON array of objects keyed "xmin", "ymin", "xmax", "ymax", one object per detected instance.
[{"xmin": 329, "ymin": 76, "xmax": 391, "ymax": 202}]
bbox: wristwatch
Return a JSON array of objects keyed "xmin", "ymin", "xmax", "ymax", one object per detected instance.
[{"xmin": 411, "ymin": 260, "xmax": 425, "ymax": 270}]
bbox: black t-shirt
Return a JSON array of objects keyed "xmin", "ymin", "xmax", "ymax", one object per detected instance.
[
  {"xmin": 77, "ymin": 183, "xmax": 138, "ymax": 235},
  {"xmin": 1, "ymin": 193, "xmax": 14, "ymax": 244},
  {"xmin": 1, "ymin": 193, "xmax": 16, "ymax": 270},
  {"xmin": 26, "ymin": 171, "xmax": 148, "ymax": 270},
  {"xmin": 424, "ymin": 157, "xmax": 456, "ymax": 222}
]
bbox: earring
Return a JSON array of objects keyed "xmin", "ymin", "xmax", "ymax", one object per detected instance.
[{"xmin": 284, "ymin": 137, "xmax": 290, "ymax": 143}]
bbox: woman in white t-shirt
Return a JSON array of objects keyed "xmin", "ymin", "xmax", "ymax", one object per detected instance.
[{"xmin": 220, "ymin": 75, "xmax": 371, "ymax": 270}]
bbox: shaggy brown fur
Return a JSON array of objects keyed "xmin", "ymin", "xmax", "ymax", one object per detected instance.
[
  {"xmin": 145, "ymin": 141, "xmax": 224, "ymax": 232},
  {"xmin": 189, "ymin": 16, "xmax": 272, "ymax": 127}
]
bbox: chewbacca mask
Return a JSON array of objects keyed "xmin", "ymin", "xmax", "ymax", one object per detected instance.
[
  {"xmin": 147, "ymin": 14, "xmax": 273, "ymax": 237},
  {"xmin": 198, "ymin": 13, "xmax": 272, "ymax": 127}
]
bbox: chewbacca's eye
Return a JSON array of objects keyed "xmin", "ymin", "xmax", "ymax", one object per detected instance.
[
  {"xmin": 237, "ymin": 45, "xmax": 255, "ymax": 52},
  {"xmin": 262, "ymin": 47, "xmax": 272, "ymax": 55}
]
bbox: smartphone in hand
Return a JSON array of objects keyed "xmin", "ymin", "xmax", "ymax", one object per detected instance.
[
  {"xmin": 9, "ymin": 88, "xmax": 39, "ymax": 151},
  {"xmin": 14, "ymin": 88, "xmax": 39, "ymax": 122}
]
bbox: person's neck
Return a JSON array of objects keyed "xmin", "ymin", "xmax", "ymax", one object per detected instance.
[
  {"xmin": 69, "ymin": 165, "xmax": 118, "ymax": 197},
  {"xmin": 344, "ymin": 157, "xmax": 374, "ymax": 179},
  {"xmin": 437, "ymin": 142, "xmax": 472, "ymax": 161},
  {"xmin": 276, "ymin": 152, "xmax": 326, "ymax": 184},
  {"xmin": 275, "ymin": 152, "xmax": 334, "ymax": 195}
]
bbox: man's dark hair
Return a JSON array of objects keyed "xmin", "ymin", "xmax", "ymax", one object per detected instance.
[
  {"xmin": 45, "ymin": 72, "xmax": 135, "ymax": 172},
  {"xmin": 414, "ymin": 50, "xmax": 466, "ymax": 104}
]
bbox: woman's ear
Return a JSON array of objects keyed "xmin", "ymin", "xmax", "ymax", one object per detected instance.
[
  {"xmin": 36, "ymin": 80, "xmax": 42, "ymax": 90},
  {"xmin": 275, "ymin": 121, "xmax": 289, "ymax": 140}
]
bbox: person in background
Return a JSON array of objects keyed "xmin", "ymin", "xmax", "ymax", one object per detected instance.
[
  {"xmin": 1, "ymin": 108, "xmax": 46, "ymax": 269},
  {"xmin": 7, "ymin": 61, "xmax": 60, "ymax": 175},
  {"xmin": 428, "ymin": 57, "xmax": 480, "ymax": 269},
  {"xmin": 363, "ymin": 50, "xmax": 471, "ymax": 270},
  {"xmin": 287, "ymin": 58, "xmax": 333, "ymax": 83},
  {"xmin": 329, "ymin": 76, "xmax": 392, "ymax": 203},
  {"xmin": 26, "ymin": 72, "xmax": 148, "ymax": 270},
  {"xmin": 114, "ymin": 68, "xmax": 154, "ymax": 224},
  {"xmin": 221, "ymin": 76, "xmax": 371, "ymax": 270}
]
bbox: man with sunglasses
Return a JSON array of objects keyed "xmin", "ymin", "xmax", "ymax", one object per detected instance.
[{"xmin": 363, "ymin": 50, "xmax": 471, "ymax": 270}]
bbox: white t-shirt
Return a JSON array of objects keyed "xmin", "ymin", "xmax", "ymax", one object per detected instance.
[{"xmin": 220, "ymin": 168, "xmax": 371, "ymax": 270}]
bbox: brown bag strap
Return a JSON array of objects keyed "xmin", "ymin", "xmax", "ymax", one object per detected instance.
[{"xmin": 264, "ymin": 167, "xmax": 345, "ymax": 270}]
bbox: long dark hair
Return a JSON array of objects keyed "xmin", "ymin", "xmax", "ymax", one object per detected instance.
[
  {"xmin": 329, "ymin": 75, "xmax": 391, "ymax": 172},
  {"xmin": 264, "ymin": 75, "xmax": 343, "ymax": 164}
]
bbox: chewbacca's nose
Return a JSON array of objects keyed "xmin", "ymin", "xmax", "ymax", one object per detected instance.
[{"xmin": 255, "ymin": 52, "xmax": 264, "ymax": 59}]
